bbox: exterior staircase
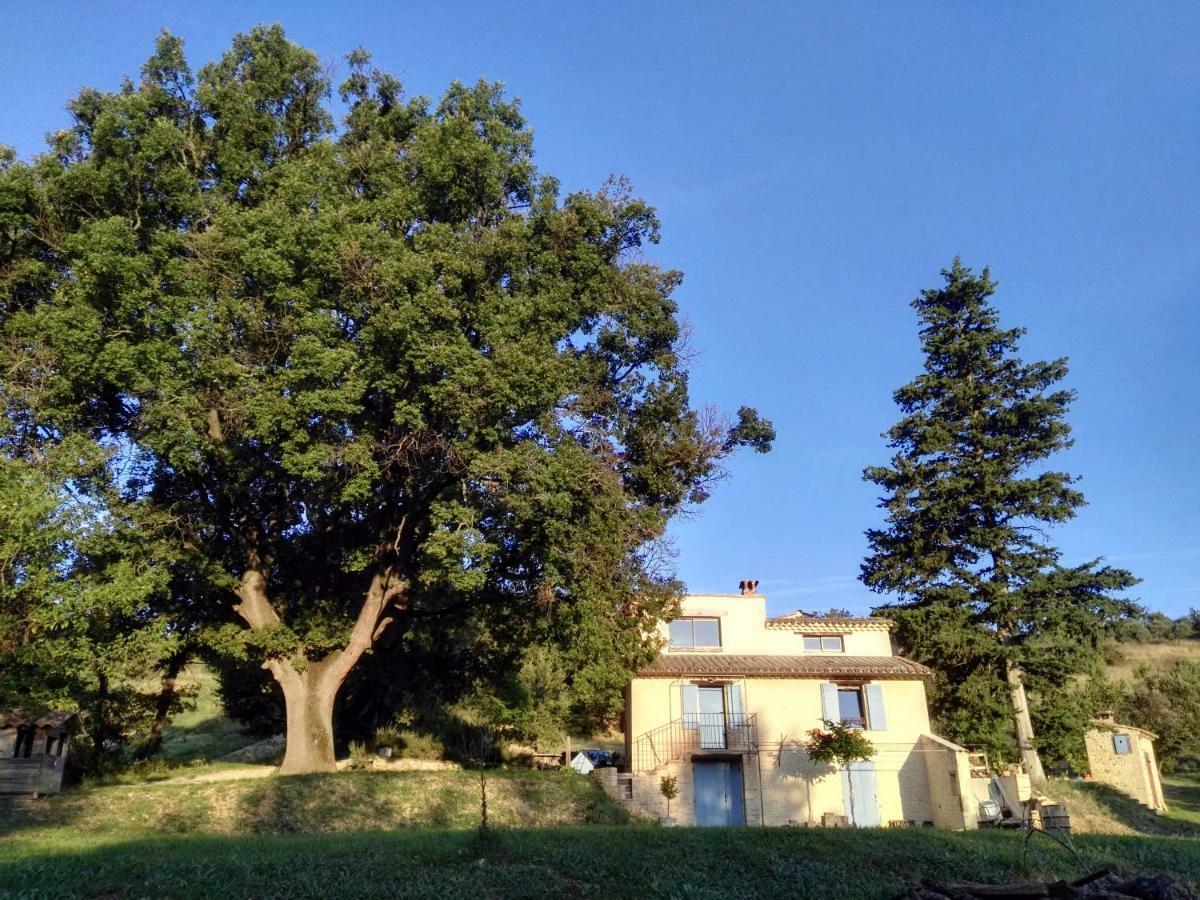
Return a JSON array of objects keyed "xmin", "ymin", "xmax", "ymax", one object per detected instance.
[{"xmin": 593, "ymin": 714, "xmax": 760, "ymax": 821}]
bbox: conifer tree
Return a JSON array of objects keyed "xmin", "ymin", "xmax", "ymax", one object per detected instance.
[{"xmin": 861, "ymin": 260, "xmax": 1137, "ymax": 781}]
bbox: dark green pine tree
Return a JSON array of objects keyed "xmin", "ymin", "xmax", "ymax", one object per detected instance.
[{"xmin": 861, "ymin": 260, "xmax": 1138, "ymax": 781}]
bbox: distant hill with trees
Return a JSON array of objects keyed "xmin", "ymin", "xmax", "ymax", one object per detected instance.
[{"xmin": 1103, "ymin": 609, "xmax": 1200, "ymax": 772}]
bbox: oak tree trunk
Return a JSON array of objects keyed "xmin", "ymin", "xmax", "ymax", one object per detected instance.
[
  {"xmin": 272, "ymin": 657, "xmax": 343, "ymax": 775},
  {"xmin": 235, "ymin": 567, "xmax": 400, "ymax": 775},
  {"xmin": 1004, "ymin": 658, "xmax": 1046, "ymax": 784}
]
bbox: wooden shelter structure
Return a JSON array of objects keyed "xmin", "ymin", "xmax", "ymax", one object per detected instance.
[{"xmin": 0, "ymin": 710, "xmax": 78, "ymax": 797}]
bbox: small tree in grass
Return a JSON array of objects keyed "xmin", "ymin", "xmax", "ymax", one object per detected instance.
[
  {"xmin": 659, "ymin": 774, "xmax": 679, "ymax": 819},
  {"xmin": 805, "ymin": 720, "xmax": 876, "ymax": 824}
]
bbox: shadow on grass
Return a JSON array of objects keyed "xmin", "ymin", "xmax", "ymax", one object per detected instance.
[
  {"xmin": 1064, "ymin": 781, "xmax": 1200, "ymax": 838},
  {"xmin": 0, "ymin": 825, "xmax": 1197, "ymax": 899},
  {"xmin": 230, "ymin": 771, "xmax": 469, "ymax": 834},
  {"xmin": 0, "ymin": 767, "xmax": 629, "ymax": 845}
]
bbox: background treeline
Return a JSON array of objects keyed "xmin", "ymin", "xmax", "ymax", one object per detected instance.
[{"xmin": 1111, "ymin": 609, "xmax": 1200, "ymax": 645}]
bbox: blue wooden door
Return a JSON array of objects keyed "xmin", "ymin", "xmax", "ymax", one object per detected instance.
[
  {"xmin": 694, "ymin": 760, "xmax": 744, "ymax": 826},
  {"xmin": 839, "ymin": 761, "xmax": 880, "ymax": 827}
]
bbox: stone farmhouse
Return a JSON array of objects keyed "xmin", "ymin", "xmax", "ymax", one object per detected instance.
[{"xmin": 597, "ymin": 583, "xmax": 979, "ymax": 828}]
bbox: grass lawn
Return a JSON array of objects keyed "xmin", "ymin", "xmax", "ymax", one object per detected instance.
[
  {"xmin": 1166, "ymin": 772, "xmax": 1200, "ymax": 827},
  {"xmin": 1, "ymin": 824, "xmax": 1198, "ymax": 899},
  {"xmin": 2, "ymin": 770, "xmax": 1199, "ymax": 898},
  {"xmin": 1045, "ymin": 777, "xmax": 1200, "ymax": 838},
  {"xmin": 156, "ymin": 664, "xmax": 256, "ymax": 763}
]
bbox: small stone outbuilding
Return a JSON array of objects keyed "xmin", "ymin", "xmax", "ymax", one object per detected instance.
[
  {"xmin": 0, "ymin": 710, "xmax": 78, "ymax": 797},
  {"xmin": 1084, "ymin": 711, "xmax": 1165, "ymax": 811}
]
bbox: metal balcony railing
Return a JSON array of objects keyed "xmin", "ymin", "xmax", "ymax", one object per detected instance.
[{"xmin": 631, "ymin": 712, "xmax": 758, "ymax": 773}]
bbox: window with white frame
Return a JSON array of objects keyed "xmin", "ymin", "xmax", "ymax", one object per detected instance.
[
  {"xmin": 802, "ymin": 634, "xmax": 844, "ymax": 652},
  {"xmin": 668, "ymin": 617, "xmax": 721, "ymax": 649}
]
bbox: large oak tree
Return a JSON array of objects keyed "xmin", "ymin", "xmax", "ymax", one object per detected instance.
[{"xmin": 0, "ymin": 27, "xmax": 772, "ymax": 773}]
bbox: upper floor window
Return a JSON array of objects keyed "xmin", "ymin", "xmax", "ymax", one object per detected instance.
[
  {"xmin": 838, "ymin": 687, "xmax": 866, "ymax": 729},
  {"xmin": 803, "ymin": 635, "xmax": 844, "ymax": 652},
  {"xmin": 669, "ymin": 617, "xmax": 721, "ymax": 649},
  {"xmin": 821, "ymin": 682, "xmax": 886, "ymax": 731}
]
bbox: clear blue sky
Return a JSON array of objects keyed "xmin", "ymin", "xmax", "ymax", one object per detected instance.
[{"xmin": 3, "ymin": 2, "xmax": 1197, "ymax": 617}]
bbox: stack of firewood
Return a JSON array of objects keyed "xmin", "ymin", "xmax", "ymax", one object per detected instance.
[{"xmin": 897, "ymin": 868, "xmax": 1195, "ymax": 899}]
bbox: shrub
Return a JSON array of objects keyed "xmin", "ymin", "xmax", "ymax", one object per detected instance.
[
  {"xmin": 372, "ymin": 722, "xmax": 406, "ymax": 751},
  {"xmin": 395, "ymin": 729, "xmax": 444, "ymax": 760},
  {"xmin": 804, "ymin": 720, "xmax": 876, "ymax": 768},
  {"xmin": 346, "ymin": 741, "xmax": 372, "ymax": 770}
]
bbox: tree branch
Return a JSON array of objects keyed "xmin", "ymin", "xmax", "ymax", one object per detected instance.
[{"xmin": 233, "ymin": 568, "xmax": 281, "ymax": 629}]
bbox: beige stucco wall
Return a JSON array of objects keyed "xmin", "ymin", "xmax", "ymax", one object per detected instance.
[
  {"xmin": 919, "ymin": 733, "xmax": 978, "ymax": 829},
  {"xmin": 628, "ymin": 675, "xmax": 932, "ymax": 746},
  {"xmin": 1085, "ymin": 725, "xmax": 1166, "ymax": 811},
  {"xmin": 627, "ymin": 675, "xmax": 957, "ymax": 827},
  {"xmin": 661, "ymin": 594, "xmax": 894, "ymax": 657}
]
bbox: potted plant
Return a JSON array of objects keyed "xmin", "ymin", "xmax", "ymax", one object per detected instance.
[
  {"xmin": 659, "ymin": 774, "xmax": 679, "ymax": 827},
  {"xmin": 805, "ymin": 719, "xmax": 876, "ymax": 826}
]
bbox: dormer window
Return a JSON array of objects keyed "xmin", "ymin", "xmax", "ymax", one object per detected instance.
[
  {"xmin": 669, "ymin": 617, "xmax": 721, "ymax": 649},
  {"xmin": 803, "ymin": 635, "xmax": 844, "ymax": 652}
]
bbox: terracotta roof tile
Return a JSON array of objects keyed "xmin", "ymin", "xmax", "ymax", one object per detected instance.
[
  {"xmin": 0, "ymin": 709, "xmax": 77, "ymax": 729},
  {"xmin": 766, "ymin": 612, "xmax": 893, "ymax": 631},
  {"xmin": 639, "ymin": 654, "xmax": 930, "ymax": 679}
]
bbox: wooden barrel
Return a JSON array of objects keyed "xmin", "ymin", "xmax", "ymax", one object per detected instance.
[{"xmin": 1041, "ymin": 803, "xmax": 1071, "ymax": 833}]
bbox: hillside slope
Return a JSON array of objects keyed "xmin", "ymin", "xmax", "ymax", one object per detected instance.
[
  {"xmin": 0, "ymin": 769, "xmax": 630, "ymax": 837},
  {"xmin": 1106, "ymin": 639, "xmax": 1200, "ymax": 682}
]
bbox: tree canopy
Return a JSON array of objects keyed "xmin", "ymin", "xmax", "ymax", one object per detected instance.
[
  {"xmin": 861, "ymin": 260, "xmax": 1137, "ymax": 778},
  {"xmin": 0, "ymin": 26, "xmax": 772, "ymax": 772}
]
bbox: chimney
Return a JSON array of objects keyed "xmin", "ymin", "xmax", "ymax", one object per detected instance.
[
  {"xmin": 738, "ymin": 579, "xmax": 760, "ymax": 596},
  {"xmin": 1096, "ymin": 710, "xmax": 1115, "ymax": 723}
]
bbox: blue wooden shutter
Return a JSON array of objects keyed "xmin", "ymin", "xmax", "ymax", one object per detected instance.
[
  {"xmin": 865, "ymin": 684, "xmax": 887, "ymax": 731},
  {"xmin": 725, "ymin": 683, "xmax": 745, "ymax": 725},
  {"xmin": 682, "ymin": 684, "xmax": 699, "ymax": 729},
  {"xmin": 820, "ymin": 683, "xmax": 839, "ymax": 723}
]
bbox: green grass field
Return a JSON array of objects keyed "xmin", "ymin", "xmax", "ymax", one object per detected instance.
[
  {"xmin": 156, "ymin": 664, "xmax": 255, "ymax": 763},
  {"xmin": 1, "ymin": 823, "xmax": 1198, "ymax": 899},
  {"xmin": 3, "ymin": 769, "xmax": 1199, "ymax": 899},
  {"xmin": 1166, "ymin": 772, "xmax": 1200, "ymax": 827}
]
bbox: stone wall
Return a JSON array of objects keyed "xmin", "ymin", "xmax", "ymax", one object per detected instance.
[
  {"xmin": 593, "ymin": 753, "xmax": 764, "ymax": 826},
  {"xmin": 1085, "ymin": 725, "xmax": 1166, "ymax": 811}
]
